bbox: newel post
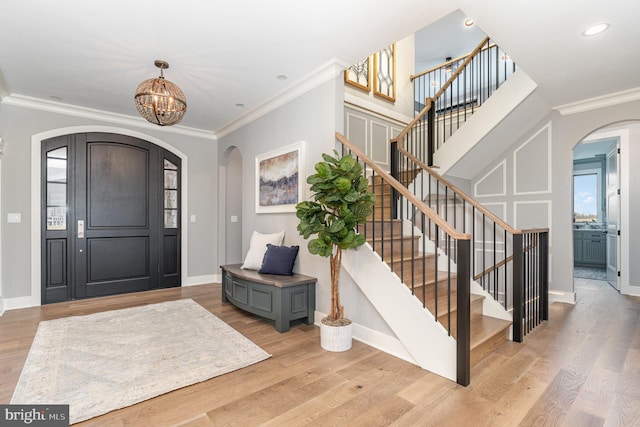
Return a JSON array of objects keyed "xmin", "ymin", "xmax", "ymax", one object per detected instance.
[
  {"xmin": 512, "ymin": 233, "xmax": 524, "ymax": 342},
  {"xmin": 427, "ymin": 98, "xmax": 435, "ymax": 167},
  {"xmin": 540, "ymin": 231, "xmax": 549, "ymax": 321},
  {"xmin": 390, "ymin": 140, "xmax": 399, "ymax": 220},
  {"xmin": 456, "ymin": 238, "xmax": 471, "ymax": 386}
]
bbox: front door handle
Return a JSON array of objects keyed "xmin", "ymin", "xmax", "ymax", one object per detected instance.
[{"xmin": 78, "ymin": 220, "xmax": 85, "ymax": 238}]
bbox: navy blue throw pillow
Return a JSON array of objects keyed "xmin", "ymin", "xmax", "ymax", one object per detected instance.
[{"xmin": 259, "ymin": 244, "xmax": 299, "ymax": 275}]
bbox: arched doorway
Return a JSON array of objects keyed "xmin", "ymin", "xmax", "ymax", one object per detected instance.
[
  {"xmin": 219, "ymin": 146, "xmax": 243, "ymax": 265},
  {"xmin": 572, "ymin": 121, "xmax": 639, "ymax": 296},
  {"xmin": 41, "ymin": 132, "xmax": 181, "ymax": 304}
]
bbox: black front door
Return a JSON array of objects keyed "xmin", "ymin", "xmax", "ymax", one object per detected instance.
[{"xmin": 42, "ymin": 133, "xmax": 181, "ymax": 304}]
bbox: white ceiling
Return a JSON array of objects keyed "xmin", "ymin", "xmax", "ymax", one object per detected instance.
[{"xmin": 1, "ymin": 0, "xmax": 639, "ymax": 137}]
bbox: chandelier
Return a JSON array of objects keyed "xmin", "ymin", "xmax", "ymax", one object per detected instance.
[{"xmin": 134, "ymin": 60, "xmax": 187, "ymax": 126}]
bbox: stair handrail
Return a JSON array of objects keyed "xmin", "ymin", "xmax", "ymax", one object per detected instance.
[
  {"xmin": 391, "ymin": 141, "xmax": 549, "ymax": 341},
  {"xmin": 410, "ymin": 40, "xmax": 497, "ymax": 82},
  {"xmin": 391, "ymin": 36, "xmax": 490, "ymax": 147},
  {"xmin": 336, "ymin": 133, "xmax": 470, "ymax": 241},
  {"xmin": 395, "ymin": 144, "xmax": 549, "ymax": 236},
  {"xmin": 432, "ymin": 36, "xmax": 490, "ymax": 101},
  {"xmin": 337, "ymin": 131, "xmax": 472, "ymax": 386}
]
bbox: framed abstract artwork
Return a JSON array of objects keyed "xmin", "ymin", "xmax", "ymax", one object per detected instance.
[
  {"xmin": 374, "ymin": 44, "xmax": 396, "ymax": 102},
  {"xmin": 255, "ymin": 142, "xmax": 305, "ymax": 213},
  {"xmin": 344, "ymin": 56, "xmax": 371, "ymax": 92}
]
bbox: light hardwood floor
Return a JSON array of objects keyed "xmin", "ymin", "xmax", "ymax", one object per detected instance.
[{"xmin": 1, "ymin": 278, "xmax": 639, "ymax": 426}]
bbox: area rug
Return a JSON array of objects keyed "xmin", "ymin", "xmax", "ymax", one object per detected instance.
[
  {"xmin": 574, "ymin": 267, "xmax": 608, "ymax": 281},
  {"xmin": 11, "ymin": 299, "xmax": 270, "ymax": 424}
]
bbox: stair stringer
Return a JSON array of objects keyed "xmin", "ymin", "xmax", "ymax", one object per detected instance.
[{"xmin": 342, "ymin": 243, "xmax": 457, "ymax": 382}]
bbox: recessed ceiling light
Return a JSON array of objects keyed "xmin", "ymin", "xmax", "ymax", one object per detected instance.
[
  {"xmin": 235, "ymin": 103, "xmax": 245, "ymax": 108},
  {"xmin": 276, "ymin": 74, "xmax": 288, "ymax": 80},
  {"xmin": 582, "ymin": 23, "xmax": 610, "ymax": 36},
  {"xmin": 464, "ymin": 18, "xmax": 474, "ymax": 28},
  {"xmin": 49, "ymin": 95, "xmax": 63, "ymax": 101}
]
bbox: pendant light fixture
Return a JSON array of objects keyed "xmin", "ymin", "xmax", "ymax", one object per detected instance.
[{"xmin": 134, "ymin": 60, "xmax": 187, "ymax": 126}]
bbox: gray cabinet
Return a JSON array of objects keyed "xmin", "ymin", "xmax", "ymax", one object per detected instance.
[{"xmin": 574, "ymin": 229, "xmax": 606, "ymax": 267}]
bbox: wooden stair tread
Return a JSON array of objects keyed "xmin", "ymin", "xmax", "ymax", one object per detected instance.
[
  {"xmin": 470, "ymin": 315, "xmax": 512, "ymax": 366},
  {"xmin": 470, "ymin": 315, "xmax": 511, "ymax": 346}
]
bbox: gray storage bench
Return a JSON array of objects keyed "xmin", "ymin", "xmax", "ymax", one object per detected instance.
[{"xmin": 220, "ymin": 264, "xmax": 316, "ymax": 332}]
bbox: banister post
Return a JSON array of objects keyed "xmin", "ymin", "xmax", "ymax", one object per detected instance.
[
  {"xmin": 456, "ymin": 238, "xmax": 471, "ymax": 386},
  {"xmin": 390, "ymin": 140, "xmax": 399, "ymax": 219},
  {"xmin": 512, "ymin": 233, "xmax": 524, "ymax": 342},
  {"xmin": 427, "ymin": 98, "xmax": 435, "ymax": 166},
  {"xmin": 540, "ymin": 231, "xmax": 549, "ymax": 321}
]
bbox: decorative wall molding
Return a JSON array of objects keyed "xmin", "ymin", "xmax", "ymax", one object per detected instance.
[
  {"xmin": 554, "ymin": 87, "xmax": 640, "ymax": 116},
  {"xmin": 370, "ymin": 119, "xmax": 391, "ymax": 166},
  {"xmin": 345, "ymin": 111, "xmax": 368, "ymax": 153},
  {"xmin": 345, "ymin": 107, "xmax": 399, "ymax": 170},
  {"xmin": 474, "ymin": 160, "xmax": 506, "ymax": 197},
  {"xmin": 344, "ymin": 93, "xmax": 412, "ymax": 125},
  {"xmin": 473, "ymin": 202, "xmax": 507, "ymax": 245},
  {"xmin": 1, "ymin": 94, "xmax": 217, "ymax": 140},
  {"xmin": 217, "ymin": 58, "xmax": 348, "ymax": 138},
  {"xmin": 513, "ymin": 122, "xmax": 552, "ymax": 195},
  {"xmin": 513, "ymin": 200, "xmax": 551, "ymax": 231}
]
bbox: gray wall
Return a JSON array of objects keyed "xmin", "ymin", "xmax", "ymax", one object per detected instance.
[
  {"xmin": 0, "ymin": 103, "xmax": 218, "ymax": 300},
  {"xmin": 217, "ymin": 76, "xmax": 395, "ymax": 335},
  {"xmin": 465, "ymin": 99, "xmax": 640, "ymax": 299}
]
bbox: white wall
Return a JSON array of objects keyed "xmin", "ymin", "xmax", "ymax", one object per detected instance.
[{"xmin": 0, "ymin": 103, "xmax": 218, "ymax": 303}]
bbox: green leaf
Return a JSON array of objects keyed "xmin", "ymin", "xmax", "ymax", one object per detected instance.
[
  {"xmin": 335, "ymin": 177, "xmax": 351, "ymax": 193},
  {"xmin": 339, "ymin": 155, "xmax": 356, "ymax": 172},
  {"xmin": 328, "ymin": 218, "xmax": 345, "ymax": 234}
]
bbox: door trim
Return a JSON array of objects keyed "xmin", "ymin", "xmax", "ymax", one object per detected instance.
[
  {"xmin": 30, "ymin": 125, "xmax": 189, "ymax": 307},
  {"xmin": 582, "ymin": 127, "xmax": 634, "ymax": 296}
]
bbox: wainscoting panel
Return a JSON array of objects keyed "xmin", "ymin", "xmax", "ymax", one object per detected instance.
[
  {"xmin": 474, "ymin": 160, "xmax": 506, "ymax": 197},
  {"xmin": 514, "ymin": 123, "xmax": 551, "ymax": 195}
]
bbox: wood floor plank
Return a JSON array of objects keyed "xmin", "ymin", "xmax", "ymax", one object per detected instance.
[{"xmin": 1, "ymin": 281, "xmax": 639, "ymax": 426}]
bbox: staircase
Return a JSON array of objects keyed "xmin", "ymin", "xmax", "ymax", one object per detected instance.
[
  {"xmin": 334, "ymin": 35, "xmax": 548, "ymax": 386},
  {"xmin": 365, "ymin": 174, "xmax": 512, "ymax": 367}
]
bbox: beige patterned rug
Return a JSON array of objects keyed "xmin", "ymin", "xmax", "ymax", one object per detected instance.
[{"xmin": 11, "ymin": 299, "xmax": 270, "ymax": 424}]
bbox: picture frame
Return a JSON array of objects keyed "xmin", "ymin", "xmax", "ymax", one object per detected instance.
[
  {"xmin": 374, "ymin": 44, "xmax": 396, "ymax": 102},
  {"xmin": 344, "ymin": 56, "xmax": 371, "ymax": 92},
  {"xmin": 255, "ymin": 142, "xmax": 305, "ymax": 213}
]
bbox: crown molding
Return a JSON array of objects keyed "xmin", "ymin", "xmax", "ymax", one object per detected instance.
[
  {"xmin": 0, "ymin": 94, "xmax": 217, "ymax": 140},
  {"xmin": 215, "ymin": 58, "xmax": 349, "ymax": 139},
  {"xmin": 553, "ymin": 87, "xmax": 640, "ymax": 116}
]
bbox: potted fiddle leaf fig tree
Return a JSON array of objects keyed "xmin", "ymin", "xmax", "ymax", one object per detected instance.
[{"xmin": 296, "ymin": 150, "xmax": 375, "ymax": 351}]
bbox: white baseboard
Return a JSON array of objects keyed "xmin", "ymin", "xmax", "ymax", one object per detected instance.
[
  {"xmin": 623, "ymin": 285, "xmax": 640, "ymax": 297},
  {"xmin": 184, "ymin": 274, "xmax": 220, "ymax": 286},
  {"xmin": 548, "ymin": 289, "xmax": 576, "ymax": 304},
  {"xmin": 314, "ymin": 310, "xmax": 416, "ymax": 365},
  {"xmin": 2, "ymin": 295, "xmax": 40, "ymax": 311},
  {"xmin": 1, "ymin": 277, "xmax": 220, "ymax": 313}
]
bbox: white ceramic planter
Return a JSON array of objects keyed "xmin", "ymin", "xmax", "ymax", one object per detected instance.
[{"xmin": 320, "ymin": 319, "xmax": 352, "ymax": 352}]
